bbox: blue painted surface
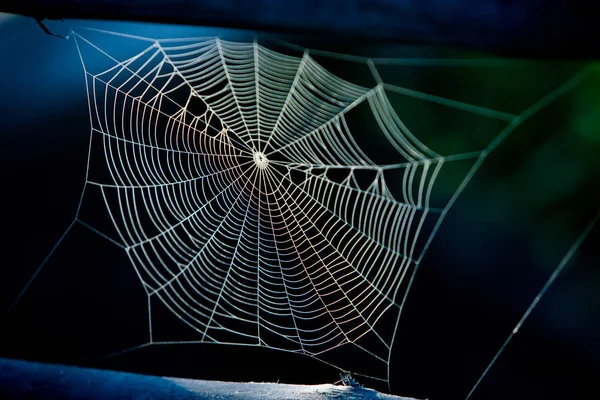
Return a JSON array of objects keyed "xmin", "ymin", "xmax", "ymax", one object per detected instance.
[
  {"xmin": 0, "ymin": 357, "xmax": 196, "ymax": 400},
  {"xmin": 0, "ymin": 358, "xmax": 413, "ymax": 399}
]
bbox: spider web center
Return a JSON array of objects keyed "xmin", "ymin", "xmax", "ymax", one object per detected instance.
[{"xmin": 253, "ymin": 151, "xmax": 269, "ymax": 169}]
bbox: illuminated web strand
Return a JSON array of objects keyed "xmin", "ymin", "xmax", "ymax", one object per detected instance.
[{"xmin": 464, "ymin": 209, "xmax": 600, "ymax": 400}]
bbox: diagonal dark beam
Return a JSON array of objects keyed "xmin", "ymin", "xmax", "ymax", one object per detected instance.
[{"xmin": 1, "ymin": 1, "xmax": 598, "ymax": 59}]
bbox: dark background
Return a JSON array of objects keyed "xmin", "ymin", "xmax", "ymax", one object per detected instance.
[
  {"xmin": 1, "ymin": 13, "xmax": 599, "ymax": 400},
  {"xmin": 2, "ymin": 0, "xmax": 599, "ymax": 58}
]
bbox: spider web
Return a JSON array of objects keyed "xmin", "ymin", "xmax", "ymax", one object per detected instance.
[{"xmin": 10, "ymin": 27, "xmax": 592, "ymax": 386}]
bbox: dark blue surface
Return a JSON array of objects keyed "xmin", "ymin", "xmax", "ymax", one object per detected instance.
[
  {"xmin": 0, "ymin": 357, "xmax": 205, "ymax": 400},
  {"xmin": 0, "ymin": 358, "xmax": 411, "ymax": 400}
]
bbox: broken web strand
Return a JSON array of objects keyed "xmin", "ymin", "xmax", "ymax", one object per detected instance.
[{"xmin": 2, "ymin": 26, "xmax": 592, "ymax": 392}]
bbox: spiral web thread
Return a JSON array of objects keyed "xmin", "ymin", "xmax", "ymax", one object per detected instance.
[{"xmin": 10, "ymin": 27, "xmax": 591, "ymax": 386}]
